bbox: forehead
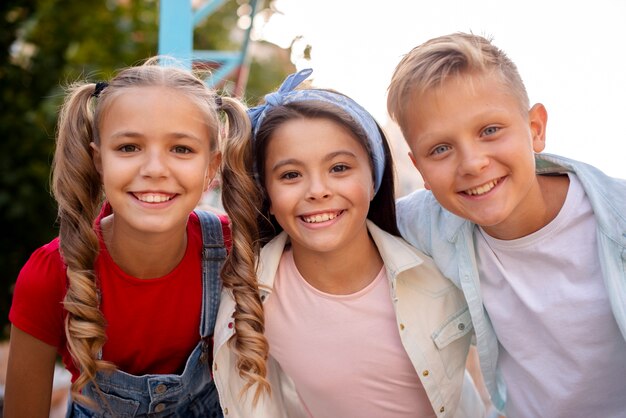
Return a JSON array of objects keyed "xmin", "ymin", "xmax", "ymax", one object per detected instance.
[
  {"xmin": 266, "ymin": 117, "xmax": 369, "ymax": 160},
  {"xmin": 98, "ymin": 86, "xmax": 212, "ymax": 140},
  {"xmin": 403, "ymin": 72, "xmax": 525, "ymax": 137},
  {"xmin": 104, "ymin": 86, "xmax": 201, "ymax": 112}
]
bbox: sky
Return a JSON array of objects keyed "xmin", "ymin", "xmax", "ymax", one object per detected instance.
[{"xmin": 251, "ymin": 0, "xmax": 626, "ymax": 182}]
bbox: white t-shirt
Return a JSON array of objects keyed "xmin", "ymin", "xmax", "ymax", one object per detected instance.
[
  {"xmin": 476, "ymin": 174, "xmax": 626, "ymax": 418},
  {"xmin": 264, "ymin": 248, "xmax": 435, "ymax": 418}
]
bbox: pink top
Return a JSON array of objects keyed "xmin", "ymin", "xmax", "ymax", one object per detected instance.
[{"xmin": 264, "ymin": 248, "xmax": 435, "ymax": 418}]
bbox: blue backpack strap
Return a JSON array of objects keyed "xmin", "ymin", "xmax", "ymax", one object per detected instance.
[{"xmin": 194, "ymin": 210, "xmax": 227, "ymax": 337}]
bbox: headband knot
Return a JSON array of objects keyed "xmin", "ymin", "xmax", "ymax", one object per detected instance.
[{"xmin": 247, "ymin": 68, "xmax": 385, "ymax": 193}]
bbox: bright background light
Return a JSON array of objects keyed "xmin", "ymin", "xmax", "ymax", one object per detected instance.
[{"xmin": 255, "ymin": 0, "xmax": 626, "ymax": 184}]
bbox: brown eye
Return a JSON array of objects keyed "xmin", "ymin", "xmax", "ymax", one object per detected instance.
[
  {"xmin": 330, "ymin": 164, "xmax": 349, "ymax": 173},
  {"xmin": 118, "ymin": 144, "xmax": 138, "ymax": 152},
  {"xmin": 281, "ymin": 171, "xmax": 300, "ymax": 180}
]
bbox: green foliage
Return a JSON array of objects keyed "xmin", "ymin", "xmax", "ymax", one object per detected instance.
[{"xmin": 0, "ymin": 0, "xmax": 293, "ymax": 339}]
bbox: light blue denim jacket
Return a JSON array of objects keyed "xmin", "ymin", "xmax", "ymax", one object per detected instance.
[{"xmin": 396, "ymin": 153, "xmax": 626, "ymax": 413}]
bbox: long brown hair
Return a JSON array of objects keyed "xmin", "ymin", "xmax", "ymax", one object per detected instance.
[{"xmin": 220, "ymin": 97, "xmax": 399, "ymax": 404}]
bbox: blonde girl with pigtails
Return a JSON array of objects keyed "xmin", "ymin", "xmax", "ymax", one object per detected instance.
[
  {"xmin": 5, "ymin": 58, "xmax": 250, "ymax": 418},
  {"xmin": 214, "ymin": 69, "xmax": 486, "ymax": 418}
]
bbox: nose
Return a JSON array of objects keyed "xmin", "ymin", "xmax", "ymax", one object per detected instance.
[
  {"xmin": 458, "ymin": 145, "xmax": 489, "ymax": 176},
  {"xmin": 305, "ymin": 175, "xmax": 332, "ymax": 201},
  {"xmin": 140, "ymin": 150, "xmax": 169, "ymax": 178}
]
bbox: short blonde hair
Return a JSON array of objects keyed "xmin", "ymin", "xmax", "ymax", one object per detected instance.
[{"xmin": 387, "ymin": 32, "xmax": 529, "ymax": 131}]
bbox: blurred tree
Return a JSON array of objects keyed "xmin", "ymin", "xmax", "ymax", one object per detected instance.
[{"xmin": 0, "ymin": 0, "xmax": 293, "ymax": 338}]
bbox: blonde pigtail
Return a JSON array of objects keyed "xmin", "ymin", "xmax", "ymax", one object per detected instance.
[
  {"xmin": 52, "ymin": 83, "xmax": 114, "ymax": 407},
  {"xmin": 220, "ymin": 96, "xmax": 271, "ymax": 404}
]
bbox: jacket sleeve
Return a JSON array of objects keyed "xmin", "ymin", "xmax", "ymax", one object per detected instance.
[{"xmin": 396, "ymin": 188, "xmax": 436, "ymax": 256}]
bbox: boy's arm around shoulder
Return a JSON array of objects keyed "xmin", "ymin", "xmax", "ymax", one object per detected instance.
[{"xmin": 396, "ymin": 188, "xmax": 441, "ymax": 256}]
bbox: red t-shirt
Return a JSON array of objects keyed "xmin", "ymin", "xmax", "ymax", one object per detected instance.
[{"xmin": 9, "ymin": 205, "xmax": 230, "ymax": 381}]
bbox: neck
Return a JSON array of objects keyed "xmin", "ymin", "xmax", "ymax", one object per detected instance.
[
  {"xmin": 101, "ymin": 215, "xmax": 188, "ymax": 279},
  {"xmin": 483, "ymin": 174, "xmax": 570, "ymax": 240},
  {"xmin": 291, "ymin": 227, "xmax": 383, "ymax": 295}
]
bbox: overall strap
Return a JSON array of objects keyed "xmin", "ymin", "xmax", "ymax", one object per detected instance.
[{"xmin": 194, "ymin": 210, "xmax": 227, "ymax": 337}]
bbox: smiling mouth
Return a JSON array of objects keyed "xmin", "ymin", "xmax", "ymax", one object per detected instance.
[
  {"xmin": 463, "ymin": 178, "xmax": 503, "ymax": 196},
  {"xmin": 133, "ymin": 193, "xmax": 175, "ymax": 203},
  {"xmin": 301, "ymin": 211, "xmax": 343, "ymax": 223}
]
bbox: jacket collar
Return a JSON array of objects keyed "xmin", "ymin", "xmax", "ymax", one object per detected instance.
[
  {"xmin": 257, "ymin": 220, "xmax": 426, "ymax": 292},
  {"xmin": 440, "ymin": 153, "xmax": 626, "ymax": 246}
]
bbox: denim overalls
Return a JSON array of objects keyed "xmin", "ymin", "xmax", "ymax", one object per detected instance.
[{"xmin": 68, "ymin": 210, "xmax": 226, "ymax": 418}]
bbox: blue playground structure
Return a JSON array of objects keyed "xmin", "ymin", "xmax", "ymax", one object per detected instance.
[{"xmin": 158, "ymin": 0, "xmax": 259, "ymax": 97}]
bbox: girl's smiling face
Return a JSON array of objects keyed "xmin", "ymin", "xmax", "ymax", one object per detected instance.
[
  {"xmin": 93, "ymin": 86, "xmax": 219, "ymax": 238},
  {"xmin": 264, "ymin": 116, "xmax": 375, "ymax": 257}
]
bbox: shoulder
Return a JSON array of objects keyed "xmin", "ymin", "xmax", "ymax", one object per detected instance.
[
  {"xmin": 396, "ymin": 188, "xmax": 443, "ymax": 225},
  {"xmin": 191, "ymin": 210, "xmax": 232, "ymax": 250},
  {"xmin": 395, "ymin": 189, "xmax": 442, "ymax": 251},
  {"xmin": 537, "ymin": 153, "xmax": 626, "ymax": 231},
  {"xmin": 17, "ymin": 238, "xmax": 66, "ymax": 280},
  {"xmin": 10, "ymin": 237, "xmax": 67, "ymax": 347}
]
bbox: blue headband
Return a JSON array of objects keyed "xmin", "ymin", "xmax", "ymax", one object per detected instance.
[{"xmin": 248, "ymin": 68, "xmax": 386, "ymax": 193}]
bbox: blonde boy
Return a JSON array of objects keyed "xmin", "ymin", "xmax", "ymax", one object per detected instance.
[{"xmin": 387, "ymin": 32, "xmax": 626, "ymax": 418}]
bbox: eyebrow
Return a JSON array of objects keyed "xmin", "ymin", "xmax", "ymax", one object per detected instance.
[
  {"xmin": 270, "ymin": 150, "xmax": 358, "ymax": 171},
  {"xmin": 108, "ymin": 131, "xmax": 203, "ymax": 142}
]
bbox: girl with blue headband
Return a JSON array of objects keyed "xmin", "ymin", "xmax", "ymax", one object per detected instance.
[{"xmin": 215, "ymin": 69, "xmax": 485, "ymax": 417}]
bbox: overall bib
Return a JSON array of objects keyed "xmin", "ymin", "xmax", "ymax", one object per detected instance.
[{"xmin": 68, "ymin": 210, "xmax": 225, "ymax": 418}]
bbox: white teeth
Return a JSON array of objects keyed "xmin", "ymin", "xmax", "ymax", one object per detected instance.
[
  {"xmin": 465, "ymin": 180, "xmax": 498, "ymax": 196},
  {"xmin": 302, "ymin": 212, "xmax": 339, "ymax": 223},
  {"xmin": 135, "ymin": 193, "xmax": 173, "ymax": 203}
]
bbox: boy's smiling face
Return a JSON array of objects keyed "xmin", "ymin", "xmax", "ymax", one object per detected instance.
[{"xmin": 403, "ymin": 71, "xmax": 552, "ymax": 239}]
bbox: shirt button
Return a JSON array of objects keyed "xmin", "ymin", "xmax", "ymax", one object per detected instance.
[
  {"xmin": 224, "ymin": 407, "xmax": 229, "ymax": 414},
  {"xmin": 154, "ymin": 403, "xmax": 166, "ymax": 413},
  {"xmin": 439, "ymin": 406, "xmax": 445, "ymax": 413},
  {"xmin": 399, "ymin": 323, "xmax": 405, "ymax": 330},
  {"xmin": 155, "ymin": 384, "xmax": 167, "ymax": 394},
  {"xmin": 228, "ymin": 322, "xmax": 234, "ymax": 329},
  {"xmin": 422, "ymin": 370, "xmax": 429, "ymax": 377},
  {"xmin": 458, "ymin": 323, "xmax": 465, "ymax": 331},
  {"xmin": 214, "ymin": 363, "xmax": 218, "ymax": 371}
]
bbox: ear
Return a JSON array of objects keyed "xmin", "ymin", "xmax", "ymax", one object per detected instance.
[
  {"xmin": 90, "ymin": 142, "xmax": 103, "ymax": 176},
  {"xmin": 528, "ymin": 103, "xmax": 548, "ymax": 153},
  {"xmin": 408, "ymin": 151, "xmax": 417, "ymax": 168},
  {"xmin": 408, "ymin": 151, "xmax": 431, "ymax": 190},
  {"xmin": 204, "ymin": 151, "xmax": 222, "ymax": 191}
]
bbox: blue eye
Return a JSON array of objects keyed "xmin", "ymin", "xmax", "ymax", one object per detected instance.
[
  {"xmin": 431, "ymin": 144, "xmax": 451, "ymax": 155},
  {"xmin": 483, "ymin": 126, "xmax": 499, "ymax": 136},
  {"xmin": 173, "ymin": 145, "xmax": 192, "ymax": 154}
]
